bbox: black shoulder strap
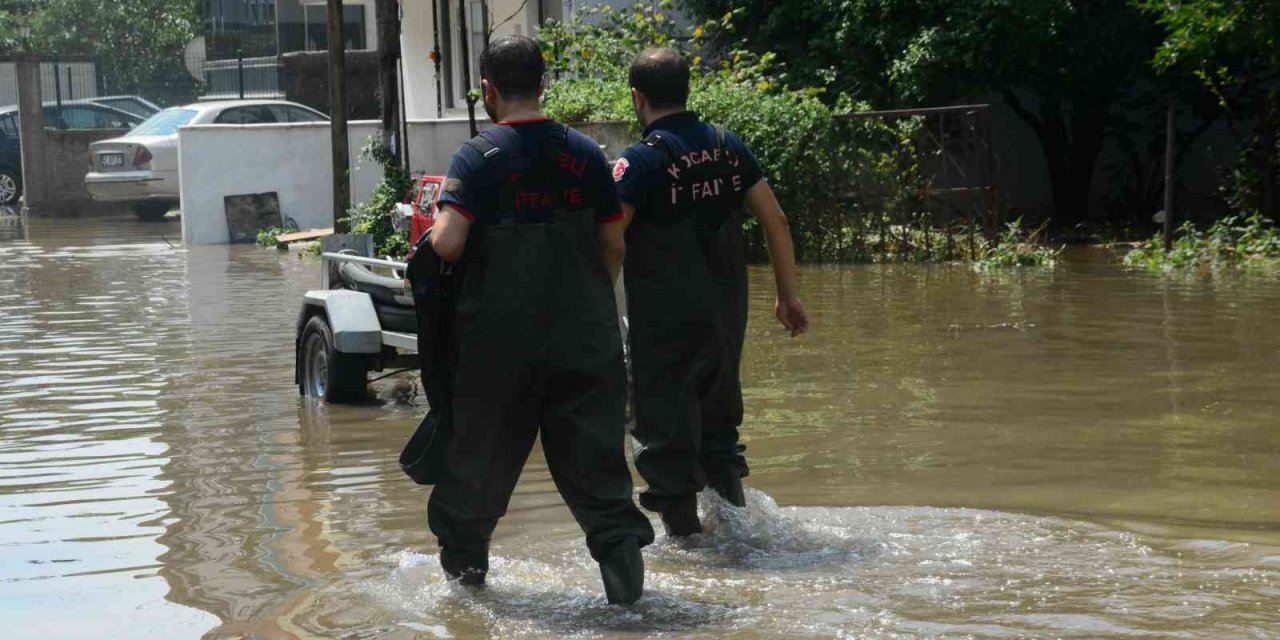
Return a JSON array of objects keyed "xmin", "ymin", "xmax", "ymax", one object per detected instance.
[
  {"xmin": 643, "ymin": 131, "xmax": 679, "ymax": 166},
  {"xmin": 464, "ymin": 132, "xmax": 504, "ymax": 169},
  {"xmin": 546, "ymin": 122, "xmax": 570, "ymax": 147},
  {"xmin": 463, "ymin": 131, "xmax": 517, "ymax": 217},
  {"xmin": 539, "ymin": 123, "xmax": 571, "ymax": 168}
]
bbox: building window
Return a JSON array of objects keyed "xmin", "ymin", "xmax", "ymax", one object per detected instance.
[{"xmin": 296, "ymin": 4, "xmax": 367, "ymax": 52}]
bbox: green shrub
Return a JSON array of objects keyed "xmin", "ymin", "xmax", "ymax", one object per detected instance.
[
  {"xmin": 344, "ymin": 137, "xmax": 412, "ymax": 259},
  {"xmin": 542, "ymin": 78, "xmax": 633, "ymax": 124},
  {"xmin": 1125, "ymin": 214, "xmax": 1280, "ymax": 270},
  {"xmin": 975, "ymin": 218, "xmax": 1061, "ymax": 269},
  {"xmin": 538, "ymin": 3, "xmax": 1008, "ymax": 265},
  {"xmin": 256, "ymin": 226, "xmax": 287, "ymax": 248}
]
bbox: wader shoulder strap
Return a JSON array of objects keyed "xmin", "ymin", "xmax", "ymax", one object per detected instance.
[
  {"xmin": 536, "ymin": 124, "xmax": 577, "ymax": 216},
  {"xmin": 463, "ymin": 132, "xmax": 517, "ymax": 218},
  {"xmin": 546, "ymin": 122, "xmax": 570, "ymax": 149},
  {"xmin": 644, "ymin": 125, "xmax": 726, "ymax": 166},
  {"xmin": 643, "ymin": 131, "xmax": 678, "ymax": 167}
]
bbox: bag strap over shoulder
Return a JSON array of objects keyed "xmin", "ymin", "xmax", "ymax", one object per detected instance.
[
  {"xmin": 463, "ymin": 131, "xmax": 516, "ymax": 217},
  {"xmin": 643, "ymin": 131, "xmax": 679, "ymax": 166}
]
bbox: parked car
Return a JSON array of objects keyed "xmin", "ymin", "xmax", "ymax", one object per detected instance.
[
  {"xmin": 84, "ymin": 95, "xmax": 162, "ymax": 119},
  {"xmin": 85, "ymin": 100, "xmax": 330, "ymax": 221},
  {"xmin": 0, "ymin": 101, "xmax": 147, "ymax": 205}
]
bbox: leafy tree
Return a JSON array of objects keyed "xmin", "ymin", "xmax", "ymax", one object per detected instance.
[
  {"xmin": 0, "ymin": 0, "xmax": 199, "ymax": 105},
  {"xmin": 681, "ymin": 0, "xmax": 1166, "ymax": 226},
  {"xmin": 1144, "ymin": 0, "xmax": 1280, "ymax": 219}
]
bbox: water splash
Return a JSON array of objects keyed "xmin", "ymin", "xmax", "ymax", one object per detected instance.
[
  {"xmin": 357, "ymin": 549, "xmax": 734, "ymax": 639},
  {"xmin": 649, "ymin": 487, "xmax": 875, "ymax": 571}
]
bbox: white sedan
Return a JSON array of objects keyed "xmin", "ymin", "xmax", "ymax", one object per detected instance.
[{"xmin": 85, "ymin": 99, "xmax": 328, "ymax": 221}]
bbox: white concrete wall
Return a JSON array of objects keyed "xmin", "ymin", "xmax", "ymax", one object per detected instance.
[
  {"xmin": 179, "ymin": 121, "xmax": 382, "ymax": 244},
  {"xmin": 406, "ymin": 117, "xmax": 485, "ymax": 174},
  {"xmin": 178, "ymin": 117, "xmax": 491, "ymax": 244}
]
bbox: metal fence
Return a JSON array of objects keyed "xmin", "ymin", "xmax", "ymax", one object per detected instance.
[
  {"xmin": 809, "ymin": 104, "xmax": 1000, "ymax": 263},
  {"xmin": 0, "ymin": 59, "xmax": 99, "ymax": 108},
  {"xmin": 191, "ymin": 48, "xmax": 284, "ymax": 101}
]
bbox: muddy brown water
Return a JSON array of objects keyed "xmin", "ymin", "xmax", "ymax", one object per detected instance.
[{"xmin": 1, "ymin": 215, "xmax": 1278, "ymax": 639}]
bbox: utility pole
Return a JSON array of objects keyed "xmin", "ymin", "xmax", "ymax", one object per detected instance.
[
  {"xmin": 458, "ymin": 0, "xmax": 478, "ymax": 137},
  {"xmin": 328, "ymin": 0, "xmax": 351, "ymax": 232},
  {"xmin": 1162, "ymin": 100, "xmax": 1176, "ymax": 253},
  {"xmin": 432, "ymin": 0, "xmax": 443, "ymax": 118},
  {"xmin": 376, "ymin": 0, "xmax": 402, "ymax": 167}
]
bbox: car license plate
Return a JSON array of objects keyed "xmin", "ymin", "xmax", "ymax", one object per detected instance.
[{"xmin": 100, "ymin": 153, "xmax": 124, "ymax": 168}]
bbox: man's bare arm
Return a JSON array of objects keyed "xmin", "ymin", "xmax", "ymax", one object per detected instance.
[
  {"xmin": 744, "ymin": 180, "xmax": 809, "ymax": 337},
  {"xmin": 429, "ymin": 205, "xmax": 472, "ymax": 262},
  {"xmin": 600, "ymin": 214, "xmax": 627, "ymax": 284}
]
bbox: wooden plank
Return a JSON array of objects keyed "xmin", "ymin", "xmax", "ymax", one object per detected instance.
[{"xmin": 275, "ymin": 227, "xmax": 334, "ymax": 248}]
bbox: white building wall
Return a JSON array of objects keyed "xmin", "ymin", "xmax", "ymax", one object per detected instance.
[
  {"xmin": 178, "ymin": 117, "xmax": 488, "ymax": 244},
  {"xmin": 179, "ymin": 121, "xmax": 383, "ymax": 244},
  {"xmin": 402, "ymin": 0, "xmax": 558, "ymax": 121},
  {"xmin": 401, "ymin": 0, "xmax": 441, "ymax": 121}
]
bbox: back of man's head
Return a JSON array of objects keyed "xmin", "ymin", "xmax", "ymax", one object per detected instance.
[
  {"xmin": 629, "ymin": 48, "xmax": 690, "ymax": 109},
  {"xmin": 480, "ymin": 36, "xmax": 545, "ymax": 101}
]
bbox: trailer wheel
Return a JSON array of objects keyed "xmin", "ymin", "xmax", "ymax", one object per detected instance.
[{"xmin": 299, "ymin": 315, "xmax": 368, "ymax": 403}]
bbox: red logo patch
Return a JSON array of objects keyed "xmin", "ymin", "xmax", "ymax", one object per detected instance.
[{"xmin": 612, "ymin": 158, "xmax": 629, "ymax": 182}]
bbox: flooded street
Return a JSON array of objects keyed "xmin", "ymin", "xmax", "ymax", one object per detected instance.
[{"xmin": 2, "ymin": 214, "xmax": 1278, "ymax": 639}]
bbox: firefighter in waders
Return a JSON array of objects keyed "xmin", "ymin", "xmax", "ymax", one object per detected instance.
[
  {"xmin": 427, "ymin": 37, "xmax": 654, "ymax": 604},
  {"xmin": 616, "ymin": 48, "xmax": 810, "ymax": 536}
]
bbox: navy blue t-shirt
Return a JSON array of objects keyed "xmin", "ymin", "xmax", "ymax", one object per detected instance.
[
  {"xmin": 439, "ymin": 118, "xmax": 624, "ymax": 225},
  {"xmin": 615, "ymin": 111, "xmax": 764, "ymax": 222}
]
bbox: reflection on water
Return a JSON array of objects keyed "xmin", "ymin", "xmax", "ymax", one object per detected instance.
[
  {"xmin": 1, "ymin": 217, "xmax": 1278, "ymax": 638},
  {"xmin": 0, "ymin": 207, "xmax": 22, "ymax": 242}
]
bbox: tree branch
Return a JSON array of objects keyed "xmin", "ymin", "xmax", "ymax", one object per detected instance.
[
  {"xmin": 1001, "ymin": 88, "xmax": 1044, "ymax": 133},
  {"xmin": 488, "ymin": 0, "xmax": 528, "ymax": 40}
]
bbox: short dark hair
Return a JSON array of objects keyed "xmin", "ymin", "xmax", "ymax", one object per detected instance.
[
  {"xmin": 480, "ymin": 36, "xmax": 545, "ymax": 100},
  {"xmin": 629, "ymin": 48, "xmax": 690, "ymax": 109}
]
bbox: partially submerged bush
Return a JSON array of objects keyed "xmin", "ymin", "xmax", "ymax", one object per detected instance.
[
  {"xmin": 975, "ymin": 219, "xmax": 1061, "ymax": 269},
  {"xmin": 256, "ymin": 226, "xmax": 288, "ymax": 248},
  {"xmin": 1124, "ymin": 214, "xmax": 1280, "ymax": 270}
]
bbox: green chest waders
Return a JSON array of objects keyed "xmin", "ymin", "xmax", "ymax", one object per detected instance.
[
  {"xmin": 625, "ymin": 126, "xmax": 748, "ymax": 512},
  {"xmin": 426, "ymin": 125, "xmax": 654, "ymax": 579}
]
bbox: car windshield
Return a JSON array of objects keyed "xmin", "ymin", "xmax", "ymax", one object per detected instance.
[{"xmin": 130, "ymin": 109, "xmax": 197, "ymax": 136}]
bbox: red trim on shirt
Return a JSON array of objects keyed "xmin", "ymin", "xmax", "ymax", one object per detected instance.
[
  {"xmin": 497, "ymin": 117, "xmax": 554, "ymax": 125},
  {"xmin": 444, "ymin": 203, "xmax": 475, "ymax": 222},
  {"xmin": 598, "ymin": 210, "xmax": 625, "ymax": 224}
]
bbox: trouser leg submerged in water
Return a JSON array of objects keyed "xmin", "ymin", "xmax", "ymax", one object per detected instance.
[
  {"xmin": 700, "ymin": 212, "xmax": 751, "ymax": 508},
  {"xmin": 427, "ymin": 354, "xmax": 654, "ymax": 602},
  {"xmin": 630, "ymin": 339, "xmax": 719, "ymax": 534}
]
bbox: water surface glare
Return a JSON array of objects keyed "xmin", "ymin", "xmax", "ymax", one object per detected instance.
[{"xmin": 1, "ymin": 216, "xmax": 1278, "ymax": 639}]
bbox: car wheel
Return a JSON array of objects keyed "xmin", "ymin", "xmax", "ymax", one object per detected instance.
[
  {"xmin": 0, "ymin": 169, "xmax": 22, "ymax": 205},
  {"xmin": 134, "ymin": 202, "xmax": 172, "ymax": 222},
  {"xmin": 298, "ymin": 315, "xmax": 369, "ymax": 403}
]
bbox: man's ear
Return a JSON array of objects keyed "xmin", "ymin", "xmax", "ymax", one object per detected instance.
[
  {"xmin": 482, "ymin": 78, "xmax": 498, "ymax": 102},
  {"xmin": 631, "ymin": 88, "xmax": 644, "ymax": 110},
  {"xmin": 537, "ymin": 75, "xmax": 548, "ymax": 100}
]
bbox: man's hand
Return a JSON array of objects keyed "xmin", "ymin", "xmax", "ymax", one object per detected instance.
[
  {"xmin": 745, "ymin": 180, "xmax": 807, "ymax": 338},
  {"xmin": 776, "ymin": 295, "xmax": 809, "ymax": 337}
]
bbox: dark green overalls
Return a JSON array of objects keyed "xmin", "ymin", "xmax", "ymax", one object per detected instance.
[
  {"xmin": 626, "ymin": 127, "xmax": 751, "ymax": 512},
  {"xmin": 427, "ymin": 126, "xmax": 655, "ymax": 563}
]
